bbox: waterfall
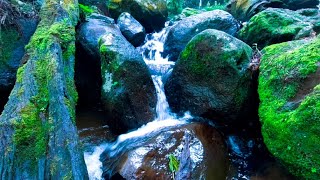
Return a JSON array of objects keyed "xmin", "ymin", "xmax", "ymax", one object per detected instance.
[
  {"xmin": 84, "ymin": 25, "xmax": 192, "ymax": 180},
  {"xmin": 140, "ymin": 26, "xmax": 175, "ymax": 120}
]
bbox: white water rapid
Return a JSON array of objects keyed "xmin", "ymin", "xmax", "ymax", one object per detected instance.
[{"xmin": 84, "ymin": 26, "xmax": 192, "ymax": 179}]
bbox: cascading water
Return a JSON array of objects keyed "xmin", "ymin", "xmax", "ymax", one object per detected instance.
[{"xmin": 83, "ymin": 26, "xmax": 191, "ymax": 180}]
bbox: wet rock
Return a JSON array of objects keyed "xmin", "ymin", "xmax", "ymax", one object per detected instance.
[
  {"xmin": 0, "ymin": 18, "xmax": 38, "ymax": 103},
  {"xmin": 238, "ymin": 8, "xmax": 320, "ymax": 49},
  {"xmin": 258, "ymin": 36, "xmax": 320, "ymax": 179},
  {"xmin": 117, "ymin": 12, "xmax": 146, "ymax": 47},
  {"xmin": 101, "ymin": 122, "xmax": 229, "ymax": 179},
  {"xmin": 77, "ymin": 13, "xmax": 115, "ymax": 60},
  {"xmin": 165, "ymin": 29, "xmax": 253, "ymax": 124},
  {"xmin": 108, "ymin": 0, "xmax": 168, "ymax": 32},
  {"xmin": 226, "ymin": 0, "xmax": 320, "ymax": 22},
  {"xmin": 98, "ymin": 21, "xmax": 157, "ymax": 133},
  {"xmin": 163, "ymin": 10, "xmax": 240, "ymax": 61}
]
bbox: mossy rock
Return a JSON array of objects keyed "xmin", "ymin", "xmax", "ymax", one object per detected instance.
[
  {"xmin": 226, "ymin": 0, "xmax": 320, "ymax": 21},
  {"xmin": 98, "ymin": 23, "xmax": 157, "ymax": 133},
  {"xmin": 108, "ymin": 0, "xmax": 168, "ymax": 32},
  {"xmin": 165, "ymin": 29, "xmax": 253, "ymax": 124},
  {"xmin": 238, "ymin": 8, "xmax": 320, "ymax": 49},
  {"xmin": 258, "ymin": 36, "xmax": 320, "ymax": 179}
]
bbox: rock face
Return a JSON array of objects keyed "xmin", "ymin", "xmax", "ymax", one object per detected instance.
[
  {"xmin": 117, "ymin": 12, "xmax": 146, "ymax": 47},
  {"xmin": 238, "ymin": 8, "xmax": 320, "ymax": 49},
  {"xmin": 227, "ymin": 0, "xmax": 320, "ymax": 21},
  {"xmin": 165, "ymin": 29, "xmax": 253, "ymax": 124},
  {"xmin": 98, "ymin": 19, "xmax": 157, "ymax": 133},
  {"xmin": 0, "ymin": 0, "xmax": 88, "ymax": 178},
  {"xmin": 0, "ymin": 19, "xmax": 38, "ymax": 112},
  {"xmin": 258, "ymin": 36, "xmax": 320, "ymax": 179},
  {"xmin": 108, "ymin": 0, "xmax": 168, "ymax": 32},
  {"xmin": 101, "ymin": 122, "xmax": 229, "ymax": 179},
  {"xmin": 163, "ymin": 10, "xmax": 240, "ymax": 61}
]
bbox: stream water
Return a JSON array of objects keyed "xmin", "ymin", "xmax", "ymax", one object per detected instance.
[
  {"xmin": 81, "ymin": 26, "xmax": 193, "ymax": 179},
  {"xmin": 78, "ymin": 26, "xmax": 294, "ymax": 180}
]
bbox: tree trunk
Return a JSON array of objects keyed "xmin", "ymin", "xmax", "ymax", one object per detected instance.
[{"xmin": 0, "ymin": 0, "xmax": 89, "ymax": 179}]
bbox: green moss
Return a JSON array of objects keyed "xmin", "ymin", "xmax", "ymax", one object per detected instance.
[
  {"xmin": 13, "ymin": 104, "xmax": 50, "ymax": 170},
  {"xmin": 79, "ymin": 3, "xmax": 94, "ymax": 17},
  {"xmin": 258, "ymin": 36, "xmax": 320, "ymax": 179},
  {"xmin": 239, "ymin": 8, "xmax": 312, "ymax": 48},
  {"xmin": 13, "ymin": 18, "xmax": 78, "ymax": 170}
]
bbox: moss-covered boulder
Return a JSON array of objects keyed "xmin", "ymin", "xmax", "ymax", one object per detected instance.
[
  {"xmin": 108, "ymin": 0, "xmax": 168, "ymax": 32},
  {"xmin": 0, "ymin": 0, "xmax": 88, "ymax": 178},
  {"xmin": 238, "ymin": 8, "xmax": 320, "ymax": 49},
  {"xmin": 165, "ymin": 29, "xmax": 253, "ymax": 124},
  {"xmin": 226, "ymin": 0, "xmax": 320, "ymax": 22},
  {"xmin": 258, "ymin": 36, "xmax": 320, "ymax": 179},
  {"xmin": 79, "ymin": 15, "xmax": 157, "ymax": 132},
  {"xmin": 163, "ymin": 10, "xmax": 240, "ymax": 61}
]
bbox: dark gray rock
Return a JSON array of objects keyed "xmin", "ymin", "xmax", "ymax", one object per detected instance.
[
  {"xmin": 77, "ymin": 13, "xmax": 157, "ymax": 133},
  {"xmin": 165, "ymin": 29, "xmax": 253, "ymax": 124},
  {"xmin": 101, "ymin": 122, "xmax": 228, "ymax": 179},
  {"xmin": 77, "ymin": 13, "xmax": 115, "ymax": 60},
  {"xmin": 117, "ymin": 12, "xmax": 146, "ymax": 47},
  {"xmin": 97, "ymin": 18, "xmax": 157, "ymax": 133},
  {"xmin": 108, "ymin": 0, "xmax": 168, "ymax": 32},
  {"xmin": 163, "ymin": 10, "xmax": 240, "ymax": 61}
]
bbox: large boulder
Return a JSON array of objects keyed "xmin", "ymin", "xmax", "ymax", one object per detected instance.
[
  {"xmin": 165, "ymin": 29, "xmax": 253, "ymax": 124},
  {"xmin": 108, "ymin": 0, "xmax": 168, "ymax": 32},
  {"xmin": 76, "ymin": 14, "xmax": 116, "ymax": 107},
  {"xmin": 238, "ymin": 8, "xmax": 320, "ymax": 49},
  {"xmin": 98, "ymin": 20, "xmax": 157, "ymax": 133},
  {"xmin": 226, "ymin": 0, "xmax": 320, "ymax": 22},
  {"xmin": 101, "ymin": 122, "xmax": 229, "ymax": 179},
  {"xmin": 163, "ymin": 10, "xmax": 240, "ymax": 61},
  {"xmin": 258, "ymin": 36, "xmax": 320, "ymax": 179},
  {"xmin": 117, "ymin": 12, "xmax": 146, "ymax": 47}
]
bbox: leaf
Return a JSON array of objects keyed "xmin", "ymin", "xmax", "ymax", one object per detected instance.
[
  {"xmin": 168, "ymin": 154, "xmax": 179, "ymax": 173},
  {"xmin": 311, "ymin": 167, "xmax": 317, "ymax": 173}
]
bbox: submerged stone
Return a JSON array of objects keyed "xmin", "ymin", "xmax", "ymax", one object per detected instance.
[
  {"xmin": 101, "ymin": 122, "xmax": 228, "ymax": 179},
  {"xmin": 258, "ymin": 36, "xmax": 320, "ymax": 179}
]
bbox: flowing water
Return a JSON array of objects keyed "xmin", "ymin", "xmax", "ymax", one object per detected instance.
[
  {"xmin": 80, "ymin": 26, "xmax": 293, "ymax": 180},
  {"xmin": 82, "ymin": 26, "xmax": 192, "ymax": 179}
]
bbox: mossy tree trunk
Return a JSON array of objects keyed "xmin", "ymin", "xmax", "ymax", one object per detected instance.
[{"xmin": 0, "ymin": 0, "xmax": 88, "ymax": 179}]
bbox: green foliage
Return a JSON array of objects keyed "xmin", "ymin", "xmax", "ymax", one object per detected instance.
[
  {"xmin": 79, "ymin": 3, "xmax": 94, "ymax": 16},
  {"xmin": 168, "ymin": 154, "xmax": 179, "ymax": 173},
  {"xmin": 258, "ymin": 36, "xmax": 320, "ymax": 179}
]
